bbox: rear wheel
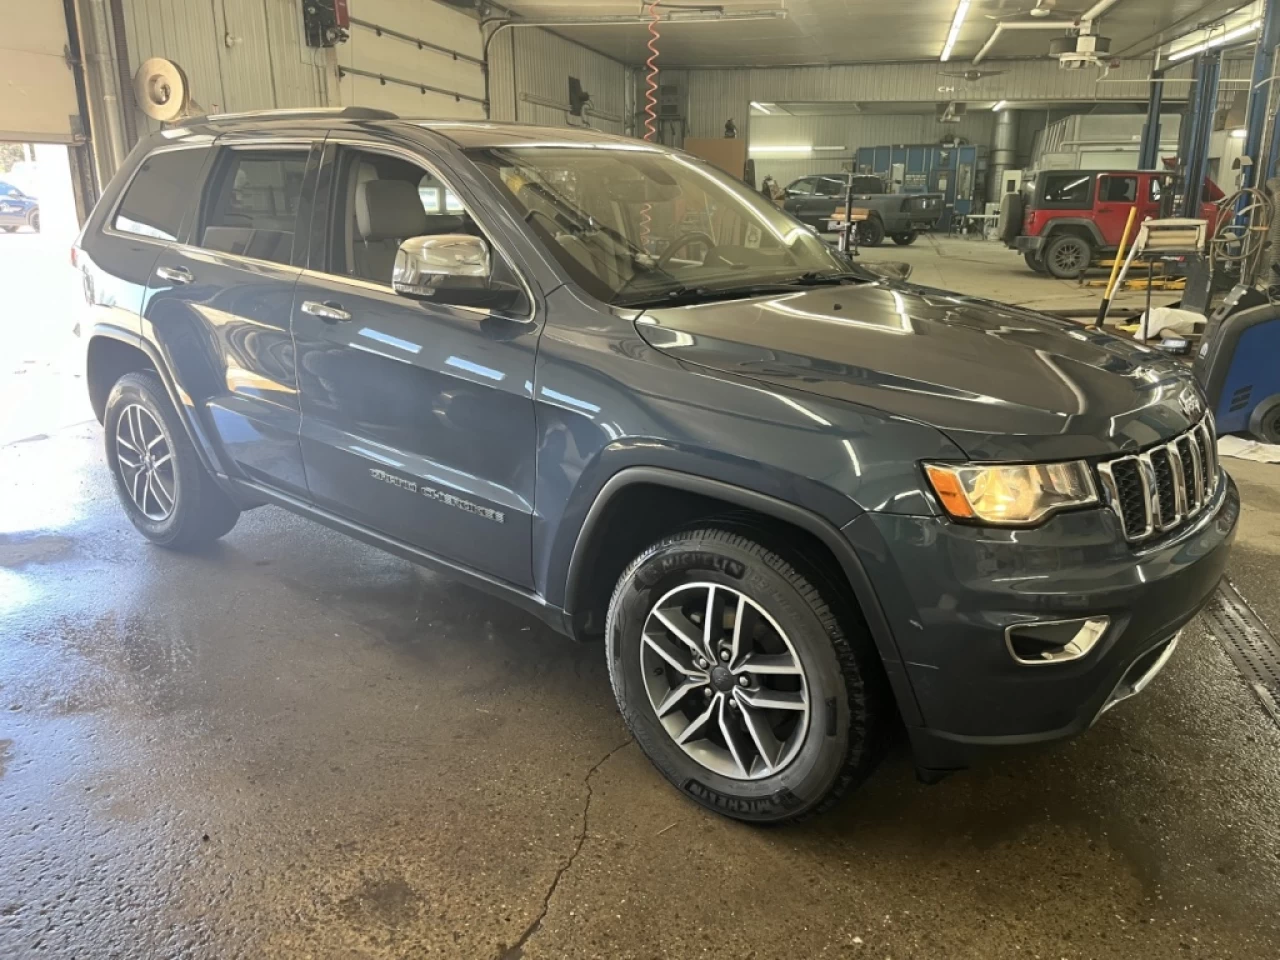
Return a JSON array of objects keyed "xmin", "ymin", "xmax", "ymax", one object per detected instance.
[
  {"xmin": 1024, "ymin": 250, "xmax": 1049, "ymax": 274},
  {"xmin": 859, "ymin": 216, "xmax": 885, "ymax": 247},
  {"xmin": 1043, "ymin": 233, "xmax": 1093, "ymax": 279},
  {"xmin": 605, "ymin": 527, "xmax": 888, "ymax": 824},
  {"xmin": 104, "ymin": 371, "xmax": 240, "ymax": 549},
  {"xmin": 891, "ymin": 231, "xmax": 918, "ymax": 246}
]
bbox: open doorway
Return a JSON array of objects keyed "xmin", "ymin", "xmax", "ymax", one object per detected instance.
[{"xmin": 0, "ymin": 142, "xmax": 90, "ymax": 446}]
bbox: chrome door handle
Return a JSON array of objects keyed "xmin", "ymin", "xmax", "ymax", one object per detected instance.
[
  {"xmin": 301, "ymin": 300, "xmax": 351, "ymax": 323},
  {"xmin": 155, "ymin": 265, "xmax": 193, "ymax": 285}
]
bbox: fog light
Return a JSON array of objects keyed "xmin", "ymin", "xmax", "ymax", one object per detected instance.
[{"xmin": 1005, "ymin": 617, "xmax": 1109, "ymax": 666}]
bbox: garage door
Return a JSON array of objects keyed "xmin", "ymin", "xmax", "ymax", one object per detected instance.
[
  {"xmin": 0, "ymin": 0, "xmax": 82, "ymax": 143},
  {"xmin": 336, "ymin": 0, "xmax": 486, "ymax": 120}
]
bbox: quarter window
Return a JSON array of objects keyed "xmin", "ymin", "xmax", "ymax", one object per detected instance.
[
  {"xmin": 1040, "ymin": 173, "xmax": 1093, "ymax": 207},
  {"xmin": 113, "ymin": 148, "xmax": 208, "ymax": 241},
  {"xmin": 198, "ymin": 149, "xmax": 309, "ymax": 266}
]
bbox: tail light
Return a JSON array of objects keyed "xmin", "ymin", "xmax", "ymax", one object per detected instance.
[{"xmin": 70, "ymin": 245, "xmax": 78, "ymax": 267}]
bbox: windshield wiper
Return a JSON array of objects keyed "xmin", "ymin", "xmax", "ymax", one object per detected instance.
[
  {"xmin": 615, "ymin": 281, "xmax": 809, "ymax": 309},
  {"xmin": 787, "ymin": 270, "xmax": 868, "ymax": 285}
]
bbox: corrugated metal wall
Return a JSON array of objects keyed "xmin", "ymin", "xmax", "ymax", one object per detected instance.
[
  {"xmin": 751, "ymin": 112, "xmax": 996, "ymax": 186},
  {"xmin": 488, "ymin": 28, "xmax": 631, "ymax": 136},
  {"xmin": 121, "ymin": 0, "xmax": 329, "ymax": 134},
  {"xmin": 335, "ymin": 0, "xmax": 485, "ymax": 119}
]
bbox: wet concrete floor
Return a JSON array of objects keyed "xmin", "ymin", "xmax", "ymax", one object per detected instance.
[{"xmin": 2, "ymin": 423, "xmax": 1280, "ymax": 960}]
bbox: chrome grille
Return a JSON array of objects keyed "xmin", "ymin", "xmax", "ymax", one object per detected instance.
[{"xmin": 1097, "ymin": 417, "xmax": 1218, "ymax": 543}]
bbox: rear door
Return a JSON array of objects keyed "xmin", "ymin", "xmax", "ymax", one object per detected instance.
[
  {"xmin": 291, "ymin": 136, "xmax": 540, "ymax": 587},
  {"xmin": 144, "ymin": 139, "xmax": 319, "ymax": 499},
  {"xmin": 1093, "ymin": 173, "xmax": 1141, "ymax": 246}
]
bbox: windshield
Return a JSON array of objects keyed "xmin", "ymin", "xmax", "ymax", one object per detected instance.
[{"xmin": 465, "ymin": 145, "xmax": 852, "ymax": 305}]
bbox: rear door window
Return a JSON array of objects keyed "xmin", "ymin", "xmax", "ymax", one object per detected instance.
[
  {"xmin": 1039, "ymin": 172, "xmax": 1094, "ymax": 209},
  {"xmin": 197, "ymin": 148, "xmax": 309, "ymax": 266},
  {"xmin": 813, "ymin": 176, "xmax": 846, "ymax": 197},
  {"xmin": 113, "ymin": 147, "xmax": 209, "ymax": 241},
  {"xmin": 787, "ymin": 178, "xmax": 816, "ymax": 196}
]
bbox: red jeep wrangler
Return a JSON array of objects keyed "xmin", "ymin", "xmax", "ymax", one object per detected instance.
[{"xmin": 1002, "ymin": 169, "xmax": 1223, "ymax": 279}]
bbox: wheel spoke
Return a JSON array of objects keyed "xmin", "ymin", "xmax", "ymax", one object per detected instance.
[
  {"xmin": 117, "ymin": 448, "xmax": 142, "ymax": 469},
  {"xmin": 130, "ymin": 461, "xmax": 144, "ymax": 506},
  {"xmin": 728, "ymin": 593, "xmax": 755, "ymax": 669},
  {"xmin": 131, "ymin": 406, "xmax": 145, "ymax": 451},
  {"xmin": 653, "ymin": 607, "xmax": 709, "ymax": 664},
  {"xmin": 643, "ymin": 629, "xmax": 704, "ymax": 679},
  {"xmin": 718, "ymin": 694, "xmax": 751, "ymax": 778},
  {"xmin": 146, "ymin": 431, "xmax": 165, "ymax": 451},
  {"xmin": 152, "ymin": 472, "xmax": 175, "ymax": 511},
  {"xmin": 675, "ymin": 693, "xmax": 720, "ymax": 745},
  {"xmin": 702, "ymin": 584, "xmax": 728, "ymax": 661},
  {"xmin": 737, "ymin": 688, "xmax": 807, "ymax": 711},
  {"xmin": 656, "ymin": 678, "xmax": 704, "ymax": 717},
  {"xmin": 735, "ymin": 652, "xmax": 802, "ymax": 676},
  {"xmin": 151, "ymin": 453, "xmax": 172, "ymax": 469},
  {"xmin": 734, "ymin": 689, "xmax": 782, "ymax": 773},
  {"xmin": 142, "ymin": 471, "xmax": 156, "ymax": 515},
  {"xmin": 116, "ymin": 432, "xmax": 140, "ymax": 454}
]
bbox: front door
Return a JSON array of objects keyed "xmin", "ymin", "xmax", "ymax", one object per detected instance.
[
  {"xmin": 291, "ymin": 139, "xmax": 539, "ymax": 588},
  {"xmin": 1093, "ymin": 173, "xmax": 1142, "ymax": 246},
  {"xmin": 143, "ymin": 140, "xmax": 318, "ymax": 499}
]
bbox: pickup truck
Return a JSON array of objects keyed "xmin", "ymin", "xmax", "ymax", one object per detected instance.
[{"xmin": 781, "ymin": 174, "xmax": 944, "ymax": 246}]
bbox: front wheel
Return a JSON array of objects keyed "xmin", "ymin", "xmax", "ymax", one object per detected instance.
[
  {"xmin": 1043, "ymin": 233, "xmax": 1093, "ymax": 279},
  {"xmin": 605, "ymin": 527, "xmax": 887, "ymax": 824},
  {"xmin": 104, "ymin": 371, "xmax": 241, "ymax": 549},
  {"xmin": 1023, "ymin": 250, "xmax": 1049, "ymax": 274},
  {"xmin": 891, "ymin": 231, "xmax": 918, "ymax": 246},
  {"xmin": 27, "ymin": 211, "xmax": 39, "ymax": 233}
]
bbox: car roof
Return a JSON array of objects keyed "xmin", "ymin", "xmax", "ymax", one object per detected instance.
[{"xmin": 161, "ymin": 108, "xmax": 655, "ymax": 152}]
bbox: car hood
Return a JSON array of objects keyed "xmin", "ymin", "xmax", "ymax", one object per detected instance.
[{"xmin": 635, "ymin": 282, "xmax": 1206, "ymax": 461}]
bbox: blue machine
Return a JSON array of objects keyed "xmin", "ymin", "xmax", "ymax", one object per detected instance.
[
  {"xmin": 855, "ymin": 142, "xmax": 987, "ymax": 232},
  {"xmin": 1194, "ymin": 286, "xmax": 1280, "ymax": 442}
]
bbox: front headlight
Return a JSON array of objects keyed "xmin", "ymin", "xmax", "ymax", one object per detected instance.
[{"xmin": 924, "ymin": 460, "xmax": 1097, "ymax": 525}]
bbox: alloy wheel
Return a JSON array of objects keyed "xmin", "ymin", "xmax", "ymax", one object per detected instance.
[
  {"xmin": 115, "ymin": 403, "xmax": 176, "ymax": 521},
  {"xmin": 640, "ymin": 582, "xmax": 811, "ymax": 780},
  {"xmin": 1050, "ymin": 238, "xmax": 1087, "ymax": 274}
]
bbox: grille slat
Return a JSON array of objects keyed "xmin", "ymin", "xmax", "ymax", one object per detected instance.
[{"xmin": 1098, "ymin": 416, "xmax": 1218, "ymax": 544}]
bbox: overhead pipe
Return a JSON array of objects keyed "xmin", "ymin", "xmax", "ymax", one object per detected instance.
[
  {"xmin": 973, "ymin": 22, "xmax": 1064, "ymax": 64},
  {"xmin": 973, "ymin": 0, "xmax": 1128, "ymax": 65}
]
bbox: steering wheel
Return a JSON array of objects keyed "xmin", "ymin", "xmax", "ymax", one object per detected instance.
[{"xmin": 655, "ymin": 231, "xmax": 717, "ymax": 270}]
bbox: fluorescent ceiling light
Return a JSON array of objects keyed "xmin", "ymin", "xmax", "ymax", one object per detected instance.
[
  {"xmin": 1167, "ymin": 19, "xmax": 1261, "ymax": 62},
  {"xmin": 1231, "ymin": 127, "xmax": 1247, "ymax": 139},
  {"xmin": 748, "ymin": 145, "xmax": 845, "ymax": 156},
  {"xmin": 941, "ymin": 0, "xmax": 971, "ymax": 62},
  {"xmin": 750, "ymin": 101, "xmax": 774, "ymax": 114},
  {"xmin": 992, "ymin": 100, "xmax": 1008, "ymax": 112}
]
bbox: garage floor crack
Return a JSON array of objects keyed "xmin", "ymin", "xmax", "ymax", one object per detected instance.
[{"xmin": 498, "ymin": 737, "xmax": 632, "ymax": 960}]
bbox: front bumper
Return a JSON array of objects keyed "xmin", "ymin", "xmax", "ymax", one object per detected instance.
[
  {"xmin": 844, "ymin": 472, "xmax": 1239, "ymax": 772},
  {"xmin": 1014, "ymin": 235, "xmax": 1045, "ymax": 254}
]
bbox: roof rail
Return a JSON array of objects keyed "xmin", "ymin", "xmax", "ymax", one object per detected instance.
[{"xmin": 196, "ymin": 106, "xmax": 399, "ymax": 123}]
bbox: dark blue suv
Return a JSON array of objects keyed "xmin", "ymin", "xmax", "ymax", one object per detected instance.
[
  {"xmin": 72, "ymin": 109, "xmax": 1238, "ymax": 823},
  {"xmin": 0, "ymin": 179, "xmax": 39, "ymax": 232}
]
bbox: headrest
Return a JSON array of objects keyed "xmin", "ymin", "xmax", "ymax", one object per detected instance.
[{"xmin": 356, "ymin": 179, "xmax": 428, "ymax": 241}]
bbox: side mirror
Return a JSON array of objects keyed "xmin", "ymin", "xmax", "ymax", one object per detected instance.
[
  {"xmin": 393, "ymin": 234, "xmax": 491, "ymax": 296},
  {"xmin": 392, "ymin": 234, "xmax": 524, "ymax": 312}
]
